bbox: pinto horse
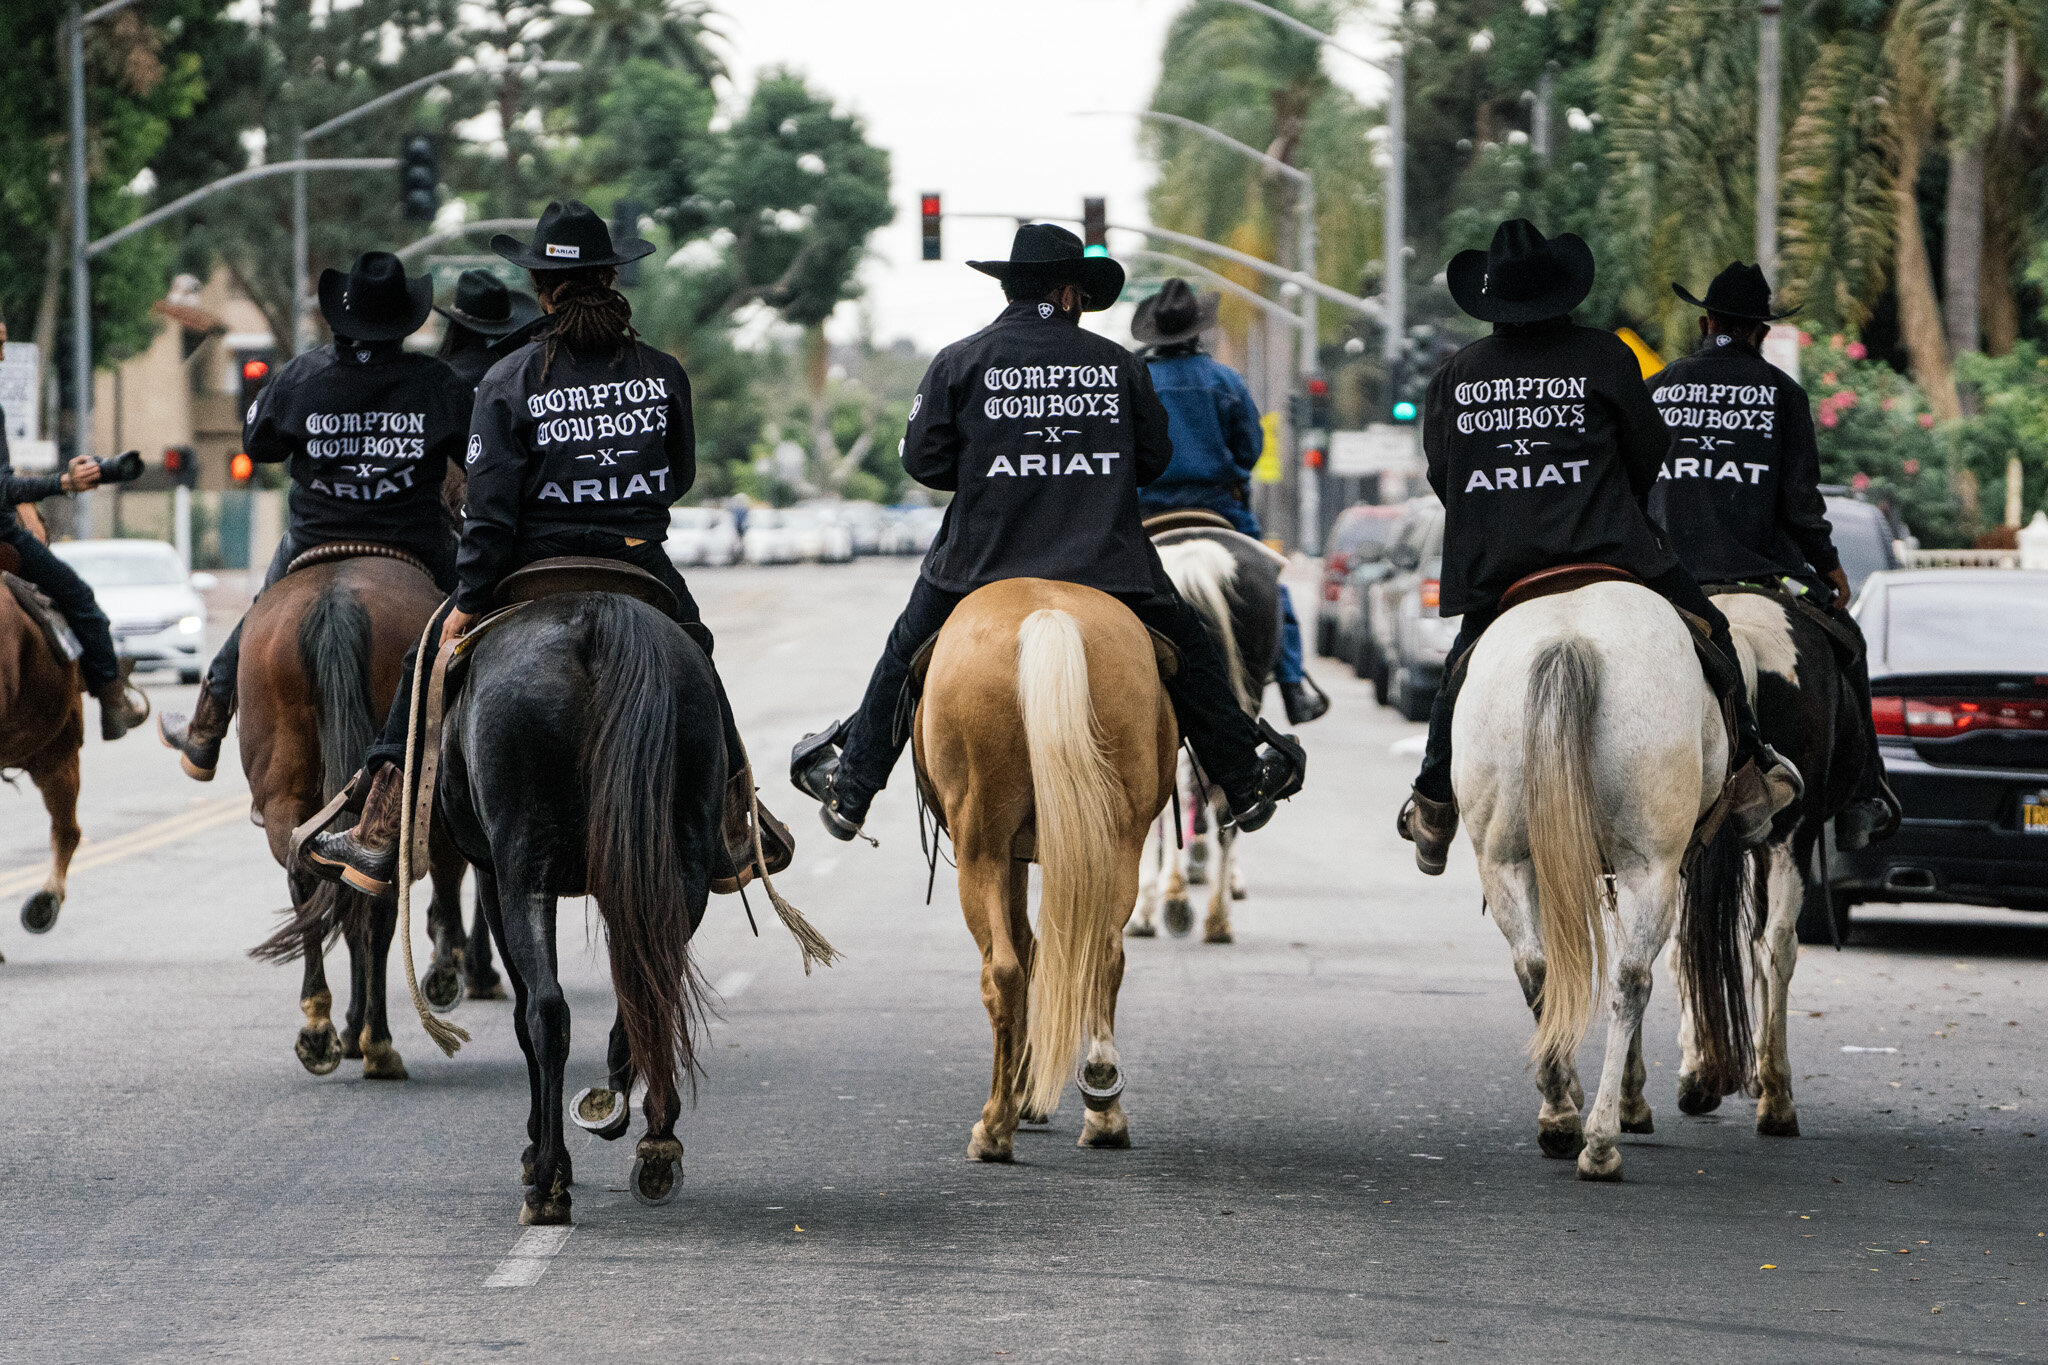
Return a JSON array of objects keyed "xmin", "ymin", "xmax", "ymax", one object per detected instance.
[
  {"xmin": 242, "ymin": 555, "xmax": 473, "ymax": 1078},
  {"xmin": 1454, "ymin": 581, "xmax": 1753, "ymax": 1181},
  {"xmin": 916, "ymin": 578, "xmax": 1176, "ymax": 1160},
  {"xmin": 0, "ymin": 549, "xmax": 83, "ymax": 947}
]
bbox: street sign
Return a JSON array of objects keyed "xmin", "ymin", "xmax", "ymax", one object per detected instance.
[
  {"xmin": 1328, "ymin": 424, "xmax": 1419, "ymax": 477},
  {"xmin": 1, "ymin": 341, "xmax": 41, "ymax": 444}
]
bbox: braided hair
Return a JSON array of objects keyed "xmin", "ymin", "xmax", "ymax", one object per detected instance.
[{"xmin": 533, "ymin": 266, "xmax": 637, "ymax": 380}]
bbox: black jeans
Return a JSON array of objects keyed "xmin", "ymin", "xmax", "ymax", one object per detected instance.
[
  {"xmin": 3, "ymin": 525, "xmax": 120, "ymax": 691},
  {"xmin": 199, "ymin": 526, "xmax": 458, "ymax": 708},
  {"xmin": 1414, "ymin": 565, "xmax": 1747, "ymax": 803},
  {"xmin": 836, "ymin": 576, "xmax": 1265, "ymax": 811}
]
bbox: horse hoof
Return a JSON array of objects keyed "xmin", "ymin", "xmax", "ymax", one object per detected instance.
[
  {"xmin": 1127, "ymin": 920, "xmax": 1156, "ymax": 939},
  {"xmin": 520, "ymin": 1186, "xmax": 572, "ymax": 1226},
  {"xmin": 421, "ymin": 963, "xmax": 463, "ymax": 1014},
  {"xmin": 967, "ymin": 1122, "xmax": 1014, "ymax": 1163},
  {"xmin": 1079, "ymin": 1111, "xmax": 1130, "ymax": 1149},
  {"xmin": 1229, "ymin": 884, "xmax": 1247, "ymax": 902},
  {"xmin": 632, "ymin": 1138, "xmax": 684, "ymax": 1206},
  {"xmin": 360, "ymin": 1035, "xmax": 408, "ymax": 1080},
  {"xmin": 296, "ymin": 1022, "xmax": 342, "ymax": 1076},
  {"xmin": 1018, "ymin": 1107, "xmax": 1052, "ymax": 1126},
  {"xmin": 1676, "ymin": 1075, "xmax": 1722, "ymax": 1115},
  {"xmin": 1576, "ymin": 1146, "xmax": 1624, "ymax": 1182},
  {"xmin": 1756, "ymin": 1109, "xmax": 1801, "ymax": 1138},
  {"xmin": 1163, "ymin": 897, "xmax": 1194, "ymax": 937},
  {"xmin": 19, "ymin": 890, "xmax": 60, "ymax": 935},
  {"xmin": 1620, "ymin": 1114, "xmax": 1654, "ymax": 1135},
  {"xmin": 1203, "ymin": 925, "xmax": 1233, "ymax": 945},
  {"xmin": 571, "ymin": 1086, "xmax": 633, "ymax": 1142},
  {"xmin": 1077, "ymin": 1060, "xmax": 1125, "ymax": 1110},
  {"xmin": 1537, "ymin": 1124, "xmax": 1584, "ymax": 1160},
  {"xmin": 467, "ymin": 976, "xmax": 508, "ymax": 1001}
]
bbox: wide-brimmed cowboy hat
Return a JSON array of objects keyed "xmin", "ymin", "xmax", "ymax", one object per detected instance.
[
  {"xmin": 968, "ymin": 223, "xmax": 1125, "ymax": 312},
  {"xmin": 435, "ymin": 268, "xmax": 542, "ymax": 337},
  {"xmin": 491, "ymin": 200, "xmax": 656, "ymax": 272},
  {"xmin": 317, "ymin": 251, "xmax": 433, "ymax": 342},
  {"xmin": 1131, "ymin": 277, "xmax": 1220, "ymax": 346},
  {"xmin": 1672, "ymin": 261, "xmax": 1799, "ymax": 322},
  {"xmin": 1446, "ymin": 218, "xmax": 1596, "ymax": 325}
]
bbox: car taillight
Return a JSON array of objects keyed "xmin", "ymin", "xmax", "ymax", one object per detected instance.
[
  {"xmin": 1324, "ymin": 552, "xmax": 1350, "ymax": 601},
  {"xmin": 1896, "ymin": 696, "xmax": 2048, "ymax": 738},
  {"xmin": 1871, "ymin": 695, "xmax": 1905, "ymax": 736},
  {"xmin": 1420, "ymin": 578, "xmax": 1440, "ymax": 611}
]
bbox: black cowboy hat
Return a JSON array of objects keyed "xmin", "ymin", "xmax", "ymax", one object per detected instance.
[
  {"xmin": 1672, "ymin": 261, "xmax": 1798, "ymax": 322},
  {"xmin": 1446, "ymin": 218, "xmax": 1596, "ymax": 325},
  {"xmin": 1131, "ymin": 277, "xmax": 1220, "ymax": 346},
  {"xmin": 492, "ymin": 200, "xmax": 656, "ymax": 273},
  {"xmin": 317, "ymin": 251, "xmax": 433, "ymax": 342},
  {"xmin": 968, "ymin": 223, "xmax": 1125, "ymax": 312},
  {"xmin": 435, "ymin": 268, "xmax": 542, "ymax": 337}
]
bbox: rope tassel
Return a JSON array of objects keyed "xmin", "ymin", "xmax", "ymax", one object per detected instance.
[
  {"xmin": 749, "ymin": 774, "xmax": 838, "ymax": 974},
  {"xmin": 397, "ymin": 611, "xmax": 469, "ymax": 1057}
]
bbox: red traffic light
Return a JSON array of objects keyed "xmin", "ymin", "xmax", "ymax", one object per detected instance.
[
  {"xmin": 920, "ymin": 194, "xmax": 941, "ymax": 217},
  {"xmin": 229, "ymin": 452, "xmax": 254, "ymax": 483},
  {"xmin": 1304, "ymin": 447, "xmax": 1325, "ymax": 469},
  {"xmin": 162, "ymin": 447, "xmax": 184, "ymax": 474},
  {"xmin": 1306, "ymin": 377, "xmax": 1329, "ymax": 397},
  {"xmin": 241, "ymin": 359, "xmax": 269, "ymax": 382},
  {"xmin": 920, "ymin": 191, "xmax": 942, "ymax": 261}
]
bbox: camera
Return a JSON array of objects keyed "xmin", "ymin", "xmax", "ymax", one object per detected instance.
[{"xmin": 94, "ymin": 450, "xmax": 145, "ymax": 484}]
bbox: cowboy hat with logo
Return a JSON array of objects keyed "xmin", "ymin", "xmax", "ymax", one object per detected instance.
[
  {"xmin": 1672, "ymin": 261, "xmax": 1799, "ymax": 322},
  {"xmin": 1131, "ymin": 277, "xmax": 1221, "ymax": 347},
  {"xmin": 435, "ymin": 268, "xmax": 542, "ymax": 338},
  {"xmin": 1446, "ymin": 218, "xmax": 1597, "ymax": 325},
  {"xmin": 491, "ymin": 200, "xmax": 656, "ymax": 273},
  {"xmin": 317, "ymin": 251, "xmax": 433, "ymax": 342},
  {"xmin": 968, "ymin": 223, "xmax": 1125, "ymax": 312}
]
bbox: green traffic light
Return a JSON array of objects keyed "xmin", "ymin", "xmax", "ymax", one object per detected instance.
[
  {"xmin": 1082, "ymin": 244, "xmax": 1110, "ymax": 258},
  {"xmin": 1392, "ymin": 400, "xmax": 1418, "ymax": 422}
]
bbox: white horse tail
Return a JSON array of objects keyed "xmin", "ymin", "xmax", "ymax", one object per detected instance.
[
  {"xmin": 1159, "ymin": 539, "xmax": 1251, "ymax": 712},
  {"xmin": 1016, "ymin": 608, "xmax": 1125, "ymax": 1118},
  {"xmin": 1522, "ymin": 635, "xmax": 1611, "ymax": 1072}
]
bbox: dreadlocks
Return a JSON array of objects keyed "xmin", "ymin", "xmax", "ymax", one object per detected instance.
[{"xmin": 533, "ymin": 266, "xmax": 637, "ymax": 380}]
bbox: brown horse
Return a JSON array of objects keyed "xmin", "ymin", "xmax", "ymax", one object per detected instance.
[
  {"xmin": 915, "ymin": 578, "xmax": 1176, "ymax": 1162},
  {"xmin": 240, "ymin": 555, "xmax": 472, "ymax": 1078},
  {"xmin": 0, "ymin": 554, "xmax": 84, "ymax": 948}
]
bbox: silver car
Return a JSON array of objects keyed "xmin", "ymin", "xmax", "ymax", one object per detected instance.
[{"xmin": 50, "ymin": 539, "xmax": 212, "ymax": 684}]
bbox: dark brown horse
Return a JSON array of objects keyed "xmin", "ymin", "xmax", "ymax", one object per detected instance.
[
  {"xmin": 0, "ymin": 548, "xmax": 83, "ymax": 948},
  {"xmin": 240, "ymin": 555, "xmax": 474, "ymax": 1077}
]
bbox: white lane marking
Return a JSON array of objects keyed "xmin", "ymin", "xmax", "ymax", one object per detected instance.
[
  {"xmin": 714, "ymin": 970, "xmax": 754, "ymax": 1000},
  {"xmin": 0, "ymin": 794, "xmax": 247, "ymax": 897},
  {"xmin": 483, "ymin": 1225, "xmax": 571, "ymax": 1287}
]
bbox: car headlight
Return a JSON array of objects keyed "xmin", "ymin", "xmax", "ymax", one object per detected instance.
[{"xmin": 178, "ymin": 615, "xmax": 203, "ymax": 634}]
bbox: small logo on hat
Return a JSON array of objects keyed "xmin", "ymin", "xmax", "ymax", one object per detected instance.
[
  {"xmin": 546, "ymin": 243, "xmax": 581, "ymax": 259},
  {"xmin": 1038, "ymin": 302, "xmax": 1055, "ymax": 319}
]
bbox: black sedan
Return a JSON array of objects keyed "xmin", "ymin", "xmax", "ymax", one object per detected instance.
[{"xmin": 1822, "ymin": 569, "xmax": 2048, "ymax": 938}]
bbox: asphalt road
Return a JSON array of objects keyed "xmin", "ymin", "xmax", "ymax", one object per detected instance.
[{"xmin": 4, "ymin": 557, "xmax": 2044, "ymax": 1363}]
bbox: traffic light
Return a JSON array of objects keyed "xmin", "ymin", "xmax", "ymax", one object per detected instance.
[
  {"xmin": 612, "ymin": 199, "xmax": 645, "ymax": 286},
  {"xmin": 238, "ymin": 352, "xmax": 274, "ymax": 423},
  {"xmin": 1305, "ymin": 375, "xmax": 1332, "ymax": 429},
  {"xmin": 161, "ymin": 445, "xmax": 198, "ymax": 489},
  {"xmin": 1082, "ymin": 197, "xmax": 1108, "ymax": 257},
  {"xmin": 399, "ymin": 135, "xmax": 439, "ymax": 222},
  {"xmin": 920, "ymin": 192, "xmax": 942, "ymax": 260},
  {"xmin": 229, "ymin": 452, "xmax": 255, "ymax": 485},
  {"xmin": 1391, "ymin": 398, "xmax": 1419, "ymax": 422},
  {"xmin": 1388, "ymin": 358, "xmax": 1420, "ymax": 423}
]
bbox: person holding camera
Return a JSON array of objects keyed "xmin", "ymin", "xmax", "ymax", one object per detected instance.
[{"xmin": 0, "ymin": 322, "xmax": 148, "ymax": 739}]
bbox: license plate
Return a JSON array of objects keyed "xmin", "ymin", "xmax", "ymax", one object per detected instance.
[{"xmin": 2024, "ymin": 794, "xmax": 2048, "ymax": 836}]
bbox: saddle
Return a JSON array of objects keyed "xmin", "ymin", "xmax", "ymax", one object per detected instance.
[
  {"xmin": 1, "ymin": 571, "xmax": 83, "ymax": 666},
  {"xmin": 1702, "ymin": 579, "xmax": 1864, "ymax": 667},
  {"xmin": 1142, "ymin": 507, "xmax": 1236, "ymax": 536},
  {"xmin": 496, "ymin": 555, "xmax": 680, "ymax": 620},
  {"xmin": 286, "ymin": 540, "xmax": 434, "ymax": 580},
  {"xmin": 1498, "ymin": 562, "xmax": 1641, "ymax": 611}
]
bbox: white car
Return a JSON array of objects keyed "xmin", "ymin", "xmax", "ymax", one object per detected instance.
[
  {"xmin": 823, "ymin": 499, "xmax": 886, "ymax": 556},
  {"xmin": 742, "ymin": 508, "xmax": 797, "ymax": 565},
  {"xmin": 50, "ymin": 539, "xmax": 213, "ymax": 684},
  {"xmin": 743, "ymin": 507, "xmax": 855, "ymax": 565},
  {"xmin": 665, "ymin": 505, "xmax": 741, "ymax": 568}
]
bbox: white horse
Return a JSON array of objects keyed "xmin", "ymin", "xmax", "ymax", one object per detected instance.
[{"xmin": 1455, "ymin": 581, "xmax": 1754, "ymax": 1181}]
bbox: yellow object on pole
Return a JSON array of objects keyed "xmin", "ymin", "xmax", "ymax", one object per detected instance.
[
  {"xmin": 1616, "ymin": 327, "xmax": 1665, "ymax": 378},
  {"xmin": 1253, "ymin": 411, "xmax": 1283, "ymax": 484}
]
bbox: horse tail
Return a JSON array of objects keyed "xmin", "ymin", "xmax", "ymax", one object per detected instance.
[
  {"xmin": 1158, "ymin": 539, "xmax": 1251, "ymax": 712},
  {"xmin": 1677, "ymin": 780, "xmax": 1760, "ymax": 1099},
  {"xmin": 580, "ymin": 596, "xmax": 708, "ymax": 1119},
  {"xmin": 1016, "ymin": 607, "xmax": 1124, "ymax": 1119},
  {"xmin": 1523, "ymin": 635, "xmax": 1610, "ymax": 1073}
]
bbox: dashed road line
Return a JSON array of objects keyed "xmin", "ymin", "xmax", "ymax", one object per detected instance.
[{"xmin": 483, "ymin": 1225, "xmax": 571, "ymax": 1287}]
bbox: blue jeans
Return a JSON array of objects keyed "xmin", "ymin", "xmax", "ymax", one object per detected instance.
[
  {"xmin": 4, "ymin": 525, "xmax": 119, "ymax": 690},
  {"xmin": 1140, "ymin": 492, "xmax": 1306, "ymax": 685}
]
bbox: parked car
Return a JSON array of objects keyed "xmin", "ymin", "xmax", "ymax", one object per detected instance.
[
  {"xmin": 1314, "ymin": 504, "xmax": 1404, "ymax": 656},
  {"xmin": 1361, "ymin": 499, "xmax": 1445, "ymax": 711},
  {"xmin": 885, "ymin": 505, "xmax": 945, "ymax": 556},
  {"xmin": 49, "ymin": 538, "xmax": 212, "ymax": 684},
  {"xmin": 665, "ymin": 505, "xmax": 741, "ymax": 568},
  {"xmin": 1329, "ymin": 554, "xmax": 1398, "ymax": 675},
  {"xmin": 1823, "ymin": 494, "xmax": 1902, "ymax": 595},
  {"xmin": 743, "ymin": 507, "xmax": 855, "ymax": 565},
  {"xmin": 1819, "ymin": 569, "xmax": 2048, "ymax": 940},
  {"xmin": 825, "ymin": 499, "xmax": 887, "ymax": 556}
]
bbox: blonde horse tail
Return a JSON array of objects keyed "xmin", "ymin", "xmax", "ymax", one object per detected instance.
[
  {"xmin": 1159, "ymin": 539, "xmax": 1250, "ymax": 711},
  {"xmin": 1016, "ymin": 607, "xmax": 1124, "ymax": 1118},
  {"xmin": 1523, "ymin": 636, "xmax": 1609, "ymax": 1073}
]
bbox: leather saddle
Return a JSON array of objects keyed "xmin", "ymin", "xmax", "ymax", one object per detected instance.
[
  {"xmin": 1498, "ymin": 562, "xmax": 1641, "ymax": 611},
  {"xmin": 1142, "ymin": 507, "xmax": 1236, "ymax": 536},
  {"xmin": 494, "ymin": 555, "xmax": 681, "ymax": 621},
  {"xmin": 1, "ymin": 569, "xmax": 84, "ymax": 666},
  {"xmin": 286, "ymin": 540, "xmax": 434, "ymax": 580}
]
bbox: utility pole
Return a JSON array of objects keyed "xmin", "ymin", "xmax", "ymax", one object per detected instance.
[
  {"xmin": 1383, "ymin": 40, "xmax": 1405, "ymax": 380},
  {"xmin": 67, "ymin": 3, "xmax": 92, "ymax": 522},
  {"xmin": 1756, "ymin": 0, "xmax": 1781, "ymax": 278}
]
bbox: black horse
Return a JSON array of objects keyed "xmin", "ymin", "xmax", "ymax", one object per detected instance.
[{"xmin": 436, "ymin": 590, "xmax": 725, "ymax": 1224}]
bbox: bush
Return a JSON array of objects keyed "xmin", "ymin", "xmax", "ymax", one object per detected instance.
[
  {"xmin": 1803, "ymin": 334, "xmax": 1963, "ymax": 547},
  {"xmin": 1954, "ymin": 344, "xmax": 2048, "ymax": 528}
]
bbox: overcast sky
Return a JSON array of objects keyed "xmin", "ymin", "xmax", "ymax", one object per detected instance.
[{"xmin": 714, "ymin": 0, "xmax": 1389, "ymax": 353}]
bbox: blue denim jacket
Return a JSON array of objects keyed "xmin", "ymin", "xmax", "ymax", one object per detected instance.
[{"xmin": 1138, "ymin": 351, "xmax": 1263, "ymax": 515}]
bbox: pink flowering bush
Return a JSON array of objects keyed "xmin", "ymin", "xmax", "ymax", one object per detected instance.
[{"xmin": 1801, "ymin": 335, "xmax": 1960, "ymax": 545}]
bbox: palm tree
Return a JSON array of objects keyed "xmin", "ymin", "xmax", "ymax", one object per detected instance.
[{"xmin": 549, "ymin": 0, "xmax": 726, "ymax": 89}]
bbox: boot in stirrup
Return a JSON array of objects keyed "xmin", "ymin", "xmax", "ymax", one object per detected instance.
[
  {"xmin": 1726, "ymin": 744, "xmax": 1804, "ymax": 848},
  {"xmin": 1279, "ymin": 674, "xmax": 1330, "ymax": 725},
  {"xmin": 158, "ymin": 686, "xmax": 233, "ymax": 780},
  {"xmin": 1398, "ymin": 788, "xmax": 1459, "ymax": 876},
  {"xmin": 791, "ymin": 719, "xmax": 869, "ymax": 842},
  {"xmin": 712, "ymin": 766, "xmax": 796, "ymax": 894},
  {"xmin": 306, "ymin": 764, "xmax": 405, "ymax": 899},
  {"xmin": 94, "ymin": 666, "xmax": 150, "ymax": 742}
]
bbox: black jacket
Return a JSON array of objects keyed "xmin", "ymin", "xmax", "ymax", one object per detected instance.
[
  {"xmin": 904, "ymin": 300, "xmax": 1175, "ymax": 596},
  {"xmin": 244, "ymin": 342, "xmax": 474, "ymax": 547},
  {"xmin": 455, "ymin": 331, "xmax": 694, "ymax": 612},
  {"xmin": 1647, "ymin": 337, "xmax": 1840, "ymax": 586},
  {"xmin": 0, "ymin": 411, "xmax": 64, "ymax": 536},
  {"xmin": 1424, "ymin": 318, "xmax": 1677, "ymax": 617},
  {"xmin": 443, "ymin": 316, "xmax": 550, "ymax": 390}
]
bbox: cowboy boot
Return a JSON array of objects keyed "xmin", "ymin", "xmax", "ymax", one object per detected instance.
[
  {"xmin": 94, "ymin": 668, "xmax": 150, "ymax": 742},
  {"xmin": 1398, "ymin": 788, "xmax": 1459, "ymax": 876},
  {"xmin": 158, "ymin": 686, "xmax": 234, "ymax": 780},
  {"xmin": 1834, "ymin": 779, "xmax": 1901, "ymax": 852},
  {"xmin": 1279, "ymin": 674, "xmax": 1330, "ymax": 725},
  {"xmin": 791, "ymin": 719, "xmax": 869, "ymax": 842},
  {"xmin": 306, "ymin": 764, "xmax": 405, "ymax": 899},
  {"xmin": 712, "ymin": 766, "xmax": 797, "ymax": 895},
  {"xmin": 1726, "ymin": 745, "xmax": 1804, "ymax": 848}
]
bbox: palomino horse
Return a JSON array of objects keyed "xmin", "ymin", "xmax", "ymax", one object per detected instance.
[
  {"xmin": 1455, "ymin": 580, "xmax": 1753, "ymax": 1181},
  {"xmin": 242, "ymin": 555, "xmax": 473, "ymax": 1079},
  {"xmin": 1677, "ymin": 587, "xmax": 1860, "ymax": 1137},
  {"xmin": 1132, "ymin": 533, "xmax": 1280, "ymax": 943},
  {"xmin": 916, "ymin": 578, "xmax": 1176, "ymax": 1160},
  {"xmin": 0, "ymin": 552, "xmax": 83, "ymax": 948}
]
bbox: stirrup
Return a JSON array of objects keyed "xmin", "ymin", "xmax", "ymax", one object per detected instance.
[
  {"xmin": 1255, "ymin": 719, "xmax": 1307, "ymax": 802},
  {"xmin": 789, "ymin": 718, "xmax": 849, "ymax": 803}
]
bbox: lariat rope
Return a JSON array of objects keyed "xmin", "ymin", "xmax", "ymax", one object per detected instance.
[
  {"xmin": 397, "ymin": 609, "xmax": 470, "ymax": 1057},
  {"xmin": 745, "ymin": 762, "xmax": 838, "ymax": 974}
]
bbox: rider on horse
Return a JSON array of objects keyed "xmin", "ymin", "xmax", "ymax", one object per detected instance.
[
  {"xmin": 303, "ymin": 202, "xmax": 794, "ymax": 898},
  {"xmin": 158, "ymin": 252, "xmax": 474, "ymax": 778},
  {"xmin": 1130, "ymin": 278, "xmax": 1329, "ymax": 726},
  {"xmin": 1649, "ymin": 261, "xmax": 1900, "ymax": 851},
  {"xmin": 435, "ymin": 269, "xmax": 545, "ymax": 388},
  {"xmin": 789, "ymin": 224, "xmax": 1307, "ymax": 839},
  {"xmin": 0, "ymin": 323, "xmax": 149, "ymax": 741},
  {"xmin": 1397, "ymin": 220, "xmax": 1802, "ymax": 874}
]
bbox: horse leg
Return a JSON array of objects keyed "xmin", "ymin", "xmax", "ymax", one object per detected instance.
[
  {"xmin": 1753, "ymin": 841, "xmax": 1804, "ymax": 1137},
  {"xmin": 1671, "ymin": 941, "xmax": 1721, "ymax": 1115},
  {"xmin": 966, "ymin": 852, "xmax": 1030, "ymax": 1162},
  {"xmin": 339, "ymin": 914, "xmax": 368, "ymax": 1060},
  {"xmin": 477, "ymin": 869, "xmax": 559, "ymax": 1194},
  {"xmin": 1488, "ymin": 861, "xmax": 1584, "ymax": 1158},
  {"xmin": 465, "ymin": 900, "xmax": 505, "ymax": 1000},
  {"xmin": 293, "ymin": 904, "xmax": 343, "ymax": 1076},
  {"xmin": 1578, "ymin": 867, "xmax": 1679, "ymax": 1182},
  {"xmin": 571, "ymin": 1009, "xmax": 635, "ymax": 1142},
  {"xmin": 420, "ymin": 832, "xmax": 467, "ymax": 1013},
  {"xmin": 1203, "ymin": 801, "xmax": 1236, "ymax": 944},
  {"xmin": 1130, "ymin": 812, "xmax": 1164, "ymax": 938},
  {"xmin": 1162, "ymin": 831, "xmax": 1195, "ymax": 938},
  {"xmin": 1619, "ymin": 1022, "xmax": 1654, "ymax": 1134},
  {"xmin": 494, "ymin": 862, "xmax": 571, "ymax": 1224},
  {"xmin": 357, "ymin": 896, "xmax": 406, "ymax": 1080},
  {"xmin": 1078, "ymin": 856, "xmax": 1139, "ymax": 1149},
  {"xmin": 19, "ymin": 747, "xmax": 80, "ymax": 935}
]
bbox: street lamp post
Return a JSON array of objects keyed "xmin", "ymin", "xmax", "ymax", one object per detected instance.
[{"xmin": 1756, "ymin": 1, "xmax": 1781, "ymax": 278}]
